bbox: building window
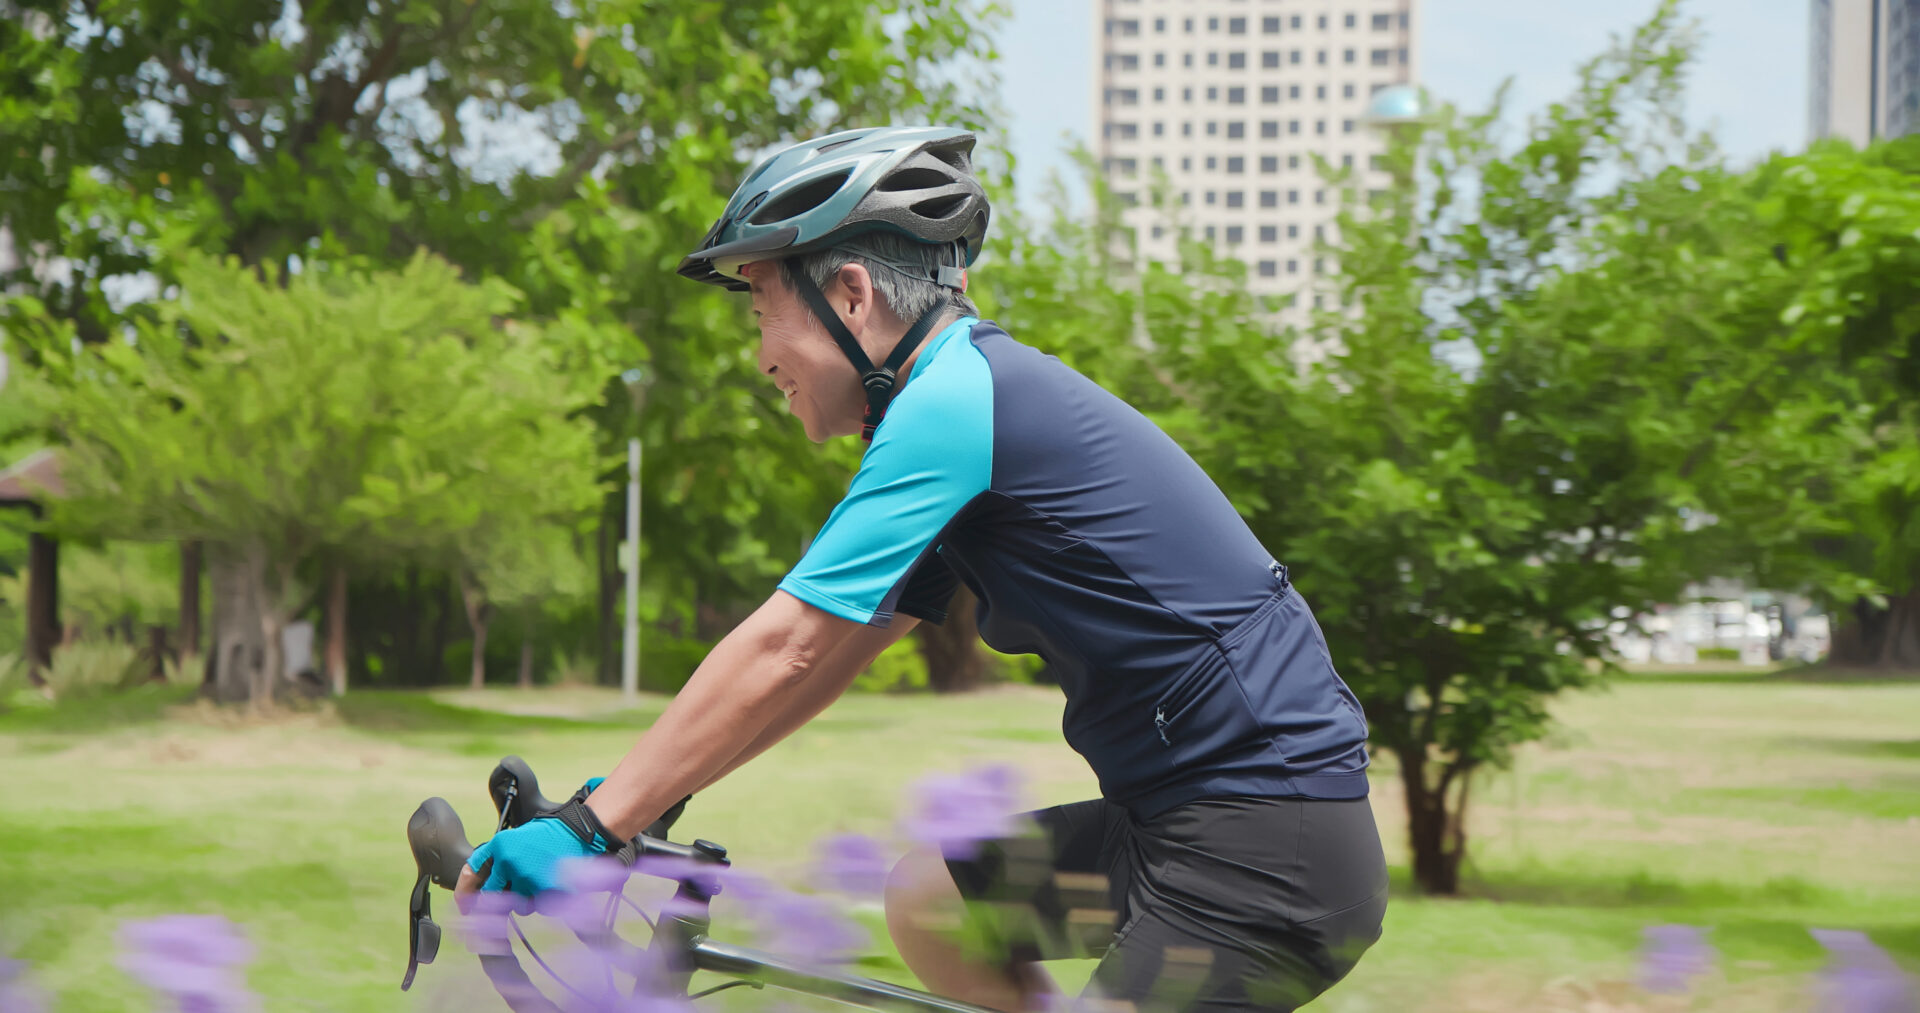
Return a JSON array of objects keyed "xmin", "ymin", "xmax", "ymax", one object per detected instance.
[
  {"xmin": 1260, "ymin": 190, "xmax": 1278, "ymax": 208},
  {"xmin": 1261, "ymin": 85, "xmax": 1280, "ymax": 103},
  {"xmin": 1290, "ymin": 49, "xmax": 1302, "ymax": 64},
  {"xmin": 1342, "ymin": 118, "xmax": 1355, "ymax": 134},
  {"xmin": 1288, "ymin": 154, "xmax": 1300, "ymax": 169},
  {"xmin": 1183, "ymin": 86, "xmax": 1193, "ymax": 101},
  {"xmin": 1290, "ymin": 15, "xmax": 1302, "ymax": 30},
  {"xmin": 1289, "ymin": 84, "xmax": 1301, "ymax": 99},
  {"xmin": 1226, "ymin": 191, "xmax": 1245, "ymax": 209},
  {"xmin": 1205, "ymin": 225, "xmax": 1216, "ymax": 239},
  {"xmin": 1184, "ymin": 52, "xmax": 1194, "ymax": 67},
  {"xmin": 1343, "ymin": 82, "xmax": 1356, "ymax": 98},
  {"xmin": 1181, "ymin": 191, "xmax": 1190, "ymax": 204},
  {"xmin": 1344, "ymin": 13, "xmax": 1357, "ymax": 29},
  {"xmin": 1287, "ymin": 259, "xmax": 1299, "ymax": 274},
  {"xmin": 1104, "ymin": 122, "xmax": 1139, "ymax": 139},
  {"xmin": 1103, "ymin": 157, "xmax": 1137, "ymax": 175},
  {"xmin": 1115, "ymin": 191, "xmax": 1138, "ymax": 206},
  {"xmin": 1207, "ymin": 86, "xmax": 1218, "ymax": 100},
  {"xmin": 1155, "ymin": 16, "xmax": 1166, "ymax": 32},
  {"xmin": 1107, "ymin": 53, "xmax": 1140, "ymax": 71},
  {"xmin": 1287, "ymin": 224, "xmax": 1299, "ymax": 238},
  {"xmin": 1398, "ymin": 47, "xmax": 1409, "ymax": 64},
  {"xmin": 1227, "ymin": 87, "xmax": 1246, "ymax": 104},
  {"xmin": 1153, "ymin": 121, "xmax": 1164, "ymax": 136},
  {"xmin": 1260, "ymin": 225, "xmax": 1278, "ymax": 242},
  {"xmin": 1226, "ymin": 155, "xmax": 1245, "ymax": 172},
  {"xmin": 1207, "ymin": 16, "xmax": 1218, "ymax": 31},
  {"xmin": 1208, "ymin": 51, "xmax": 1219, "ymax": 66},
  {"xmin": 1184, "ymin": 17, "xmax": 1193, "ymax": 32},
  {"xmin": 1227, "ymin": 121, "xmax": 1246, "ymax": 139},
  {"xmin": 1228, "ymin": 51, "xmax": 1246, "ymax": 69},
  {"xmin": 1260, "ymin": 155, "xmax": 1278, "ymax": 172},
  {"xmin": 1287, "ymin": 189, "xmax": 1299, "ymax": 204},
  {"xmin": 1228, "ymin": 16, "xmax": 1246, "ymax": 34},
  {"xmin": 1205, "ymin": 191, "xmax": 1217, "ymax": 205},
  {"xmin": 1226, "ymin": 224, "xmax": 1244, "ymax": 242},
  {"xmin": 1314, "ymin": 257, "xmax": 1325, "ymax": 272},
  {"xmin": 1152, "ymin": 155, "xmax": 1163, "ymax": 168},
  {"xmin": 1152, "ymin": 225, "xmax": 1164, "ymax": 239},
  {"xmin": 1206, "ymin": 155, "xmax": 1217, "ymax": 169},
  {"xmin": 1206, "ymin": 120, "xmax": 1218, "ymax": 136},
  {"xmin": 1104, "ymin": 88, "xmax": 1140, "ymax": 106},
  {"xmin": 1153, "ymin": 86, "xmax": 1165, "ymax": 101},
  {"xmin": 1181, "ymin": 156, "xmax": 1191, "ymax": 170},
  {"xmin": 1344, "ymin": 47, "xmax": 1356, "ymax": 64},
  {"xmin": 1371, "ymin": 48, "xmax": 1392, "ymax": 66},
  {"xmin": 1401, "ymin": 13, "xmax": 1410, "ymax": 29},
  {"xmin": 1261, "ymin": 120, "xmax": 1279, "ymax": 138},
  {"xmin": 1316, "ymin": 49, "xmax": 1328, "ymax": 65},
  {"xmin": 1314, "ymin": 189, "xmax": 1326, "ymax": 204},
  {"xmin": 1372, "ymin": 13, "xmax": 1392, "ymax": 30},
  {"xmin": 1105, "ymin": 18, "xmax": 1140, "ymax": 37},
  {"xmin": 1315, "ymin": 119, "xmax": 1326, "ymax": 135},
  {"xmin": 1288, "ymin": 119, "xmax": 1300, "ymax": 135},
  {"xmin": 1258, "ymin": 260, "xmax": 1277, "ymax": 277},
  {"xmin": 1262, "ymin": 50, "xmax": 1280, "ymax": 68},
  {"xmin": 1316, "ymin": 84, "xmax": 1327, "ymax": 100},
  {"xmin": 1340, "ymin": 153, "xmax": 1353, "ymax": 167},
  {"xmin": 1262, "ymin": 16, "xmax": 1280, "ymax": 34},
  {"xmin": 1154, "ymin": 52, "xmax": 1166, "ymax": 67},
  {"xmin": 1313, "ymin": 294, "xmax": 1324, "ymax": 308},
  {"xmin": 1182, "ymin": 121, "xmax": 1192, "ymax": 136}
]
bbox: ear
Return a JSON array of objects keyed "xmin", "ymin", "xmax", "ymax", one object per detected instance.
[{"xmin": 832, "ymin": 262, "xmax": 876, "ymax": 332}]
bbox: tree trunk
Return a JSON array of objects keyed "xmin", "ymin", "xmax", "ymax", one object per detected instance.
[
  {"xmin": 325, "ymin": 562, "xmax": 348, "ymax": 695},
  {"xmin": 461, "ymin": 576, "xmax": 493, "ymax": 690},
  {"xmin": 518, "ymin": 637, "xmax": 535, "ymax": 689},
  {"xmin": 917, "ymin": 587, "xmax": 985, "ymax": 694},
  {"xmin": 145, "ymin": 625, "xmax": 170, "ymax": 683},
  {"xmin": 1398, "ymin": 747, "xmax": 1471, "ymax": 895},
  {"xmin": 23, "ymin": 508, "xmax": 57, "ymax": 686},
  {"xmin": 1829, "ymin": 589, "xmax": 1920, "ymax": 670},
  {"xmin": 206, "ymin": 545, "xmax": 284, "ymax": 708},
  {"xmin": 597, "ymin": 498, "xmax": 619, "ymax": 686},
  {"xmin": 178, "ymin": 540, "xmax": 202, "ymax": 667}
]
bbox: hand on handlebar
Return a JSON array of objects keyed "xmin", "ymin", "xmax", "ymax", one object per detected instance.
[{"xmin": 458, "ymin": 818, "xmax": 606, "ymax": 900}]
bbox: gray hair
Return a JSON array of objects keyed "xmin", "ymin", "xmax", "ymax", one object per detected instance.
[{"xmin": 779, "ymin": 231, "xmax": 979, "ymax": 323}]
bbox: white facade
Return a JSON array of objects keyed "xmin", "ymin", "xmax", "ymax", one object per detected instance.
[
  {"xmin": 1095, "ymin": 0, "xmax": 1418, "ymax": 309},
  {"xmin": 1810, "ymin": 0, "xmax": 1920, "ymax": 145}
]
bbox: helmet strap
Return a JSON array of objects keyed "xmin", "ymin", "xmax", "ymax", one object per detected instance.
[{"xmin": 790, "ymin": 270, "xmax": 950, "ymax": 442}]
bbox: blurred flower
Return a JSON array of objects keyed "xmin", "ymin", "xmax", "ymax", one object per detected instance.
[
  {"xmin": 1810, "ymin": 929, "xmax": 1918, "ymax": 1013},
  {"xmin": 1, "ymin": 952, "xmax": 50, "ymax": 1013},
  {"xmin": 456, "ymin": 890, "xmax": 520, "ymax": 958},
  {"xmin": 812, "ymin": 834, "xmax": 889, "ymax": 897},
  {"xmin": 115, "ymin": 915, "xmax": 258, "ymax": 1013},
  {"xmin": 900, "ymin": 765, "xmax": 1024, "ymax": 860},
  {"xmin": 560, "ymin": 855, "xmax": 636, "ymax": 895},
  {"xmin": 1637, "ymin": 923, "xmax": 1715, "ymax": 994}
]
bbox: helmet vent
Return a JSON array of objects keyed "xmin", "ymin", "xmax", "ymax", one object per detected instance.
[
  {"xmin": 877, "ymin": 166, "xmax": 953, "ymax": 192},
  {"xmin": 910, "ymin": 194, "xmax": 969, "ymax": 220},
  {"xmin": 751, "ymin": 169, "xmax": 853, "ymax": 225}
]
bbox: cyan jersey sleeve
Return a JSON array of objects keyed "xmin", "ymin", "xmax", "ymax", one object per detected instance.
[{"xmin": 778, "ymin": 317, "xmax": 992, "ymax": 626}]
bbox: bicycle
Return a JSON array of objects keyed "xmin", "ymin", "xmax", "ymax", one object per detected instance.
[{"xmin": 401, "ymin": 756, "xmax": 999, "ymax": 1012}]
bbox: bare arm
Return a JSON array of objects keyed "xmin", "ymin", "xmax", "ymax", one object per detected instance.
[{"xmin": 582, "ymin": 589, "xmax": 912, "ymax": 840}]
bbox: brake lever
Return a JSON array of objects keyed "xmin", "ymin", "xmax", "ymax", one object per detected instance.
[
  {"xmin": 402, "ymin": 797, "xmax": 472, "ymax": 992},
  {"xmin": 402, "ymin": 871, "xmax": 441, "ymax": 991}
]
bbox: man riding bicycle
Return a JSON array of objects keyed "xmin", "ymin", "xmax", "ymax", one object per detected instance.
[{"xmin": 457, "ymin": 126, "xmax": 1387, "ymax": 1012}]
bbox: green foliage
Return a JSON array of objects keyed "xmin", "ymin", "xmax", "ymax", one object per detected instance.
[
  {"xmin": 42, "ymin": 640, "xmax": 142, "ymax": 699},
  {"xmin": 852, "ymin": 637, "xmax": 931, "ymax": 694},
  {"xmin": 1696, "ymin": 647, "xmax": 1742, "ymax": 662},
  {"xmin": 55, "ymin": 541, "xmax": 180, "ymax": 634}
]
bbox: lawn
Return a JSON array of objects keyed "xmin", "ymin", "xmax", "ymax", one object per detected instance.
[{"xmin": 1, "ymin": 672, "xmax": 1915, "ymax": 1011}]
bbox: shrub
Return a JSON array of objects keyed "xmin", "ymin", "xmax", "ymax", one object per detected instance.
[
  {"xmin": 1697, "ymin": 647, "xmax": 1741, "ymax": 662},
  {"xmin": 44, "ymin": 641, "xmax": 143, "ymax": 699}
]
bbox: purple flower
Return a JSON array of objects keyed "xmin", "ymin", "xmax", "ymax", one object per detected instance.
[
  {"xmin": 1810, "ymin": 929, "xmax": 1918, "ymax": 1013},
  {"xmin": 1, "ymin": 953, "xmax": 49, "ymax": 1013},
  {"xmin": 1637, "ymin": 923, "xmax": 1715, "ymax": 994},
  {"xmin": 456, "ymin": 890, "xmax": 521, "ymax": 958},
  {"xmin": 115, "ymin": 915, "xmax": 258, "ymax": 1013},
  {"xmin": 560, "ymin": 855, "xmax": 636, "ymax": 895},
  {"xmin": 812, "ymin": 834, "xmax": 890, "ymax": 897},
  {"xmin": 900, "ymin": 765, "xmax": 1024, "ymax": 860}
]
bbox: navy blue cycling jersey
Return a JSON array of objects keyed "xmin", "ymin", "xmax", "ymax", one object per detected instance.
[{"xmin": 780, "ymin": 317, "xmax": 1370, "ymax": 817}]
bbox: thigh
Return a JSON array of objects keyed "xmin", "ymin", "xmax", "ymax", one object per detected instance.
[
  {"xmin": 1087, "ymin": 797, "xmax": 1389, "ymax": 1012},
  {"xmin": 944, "ymin": 797, "xmax": 1136, "ymax": 963}
]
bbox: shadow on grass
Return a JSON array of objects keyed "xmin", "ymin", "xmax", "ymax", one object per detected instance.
[
  {"xmin": 0, "ymin": 683, "xmax": 198, "ymax": 734},
  {"xmin": 1621, "ymin": 665, "xmax": 1920, "ymax": 686},
  {"xmin": 334, "ymin": 690, "xmax": 660, "ymax": 734}
]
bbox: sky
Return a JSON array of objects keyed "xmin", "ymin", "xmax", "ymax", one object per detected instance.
[{"xmin": 997, "ymin": 0, "xmax": 1811, "ymax": 211}]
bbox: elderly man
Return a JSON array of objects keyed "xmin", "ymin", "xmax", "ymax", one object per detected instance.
[{"xmin": 460, "ymin": 126, "xmax": 1387, "ymax": 1012}]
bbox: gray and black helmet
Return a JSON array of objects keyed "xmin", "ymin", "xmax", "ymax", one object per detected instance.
[
  {"xmin": 679, "ymin": 126, "xmax": 992, "ymax": 441},
  {"xmin": 677, "ymin": 125, "xmax": 989, "ymax": 292}
]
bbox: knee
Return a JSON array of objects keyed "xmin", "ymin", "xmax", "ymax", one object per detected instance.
[{"xmin": 885, "ymin": 845, "xmax": 953, "ymax": 913}]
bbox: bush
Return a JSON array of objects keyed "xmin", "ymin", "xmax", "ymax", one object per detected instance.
[
  {"xmin": 852, "ymin": 638, "xmax": 929, "ymax": 693},
  {"xmin": 1697, "ymin": 647, "xmax": 1742, "ymax": 662},
  {"xmin": 44, "ymin": 641, "xmax": 143, "ymax": 699}
]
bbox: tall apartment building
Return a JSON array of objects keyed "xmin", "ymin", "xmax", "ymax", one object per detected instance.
[
  {"xmin": 1095, "ymin": 0, "xmax": 1419, "ymax": 306},
  {"xmin": 1810, "ymin": 0, "xmax": 1920, "ymax": 144}
]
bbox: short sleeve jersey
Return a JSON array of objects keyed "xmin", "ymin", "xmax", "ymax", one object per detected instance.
[{"xmin": 780, "ymin": 317, "xmax": 1370, "ymax": 817}]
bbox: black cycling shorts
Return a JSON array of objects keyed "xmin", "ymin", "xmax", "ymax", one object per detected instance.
[{"xmin": 944, "ymin": 795, "xmax": 1388, "ymax": 1012}]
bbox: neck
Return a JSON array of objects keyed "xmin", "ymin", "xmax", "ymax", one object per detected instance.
[{"xmin": 873, "ymin": 307, "xmax": 961, "ymax": 389}]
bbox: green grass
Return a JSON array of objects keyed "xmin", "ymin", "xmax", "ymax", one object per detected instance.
[{"xmin": 2, "ymin": 678, "xmax": 1917, "ymax": 1011}]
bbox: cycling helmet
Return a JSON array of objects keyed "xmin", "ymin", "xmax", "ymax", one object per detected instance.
[{"xmin": 677, "ymin": 126, "xmax": 992, "ymax": 441}]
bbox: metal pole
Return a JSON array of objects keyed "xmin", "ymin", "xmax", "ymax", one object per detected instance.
[{"xmin": 621, "ymin": 437, "xmax": 640, "ymax": 701}]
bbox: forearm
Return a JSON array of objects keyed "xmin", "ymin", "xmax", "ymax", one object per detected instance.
[{"xmin": 693, "ymin": 617, "xmax": 915, "ymax": 793}]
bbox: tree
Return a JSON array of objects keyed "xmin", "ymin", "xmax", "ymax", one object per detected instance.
[
  {"xmin": 0, "ymin": 0, "xmax": 1005, "ymax": 691},
  {"xmin": 9, "ymin": 252, "xmax": 604, "ymax": 703}
]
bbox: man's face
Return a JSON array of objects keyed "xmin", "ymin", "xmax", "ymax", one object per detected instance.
[{"xmin": 746, "ymin": 261, "xmax": 863, "ymax": 443}]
